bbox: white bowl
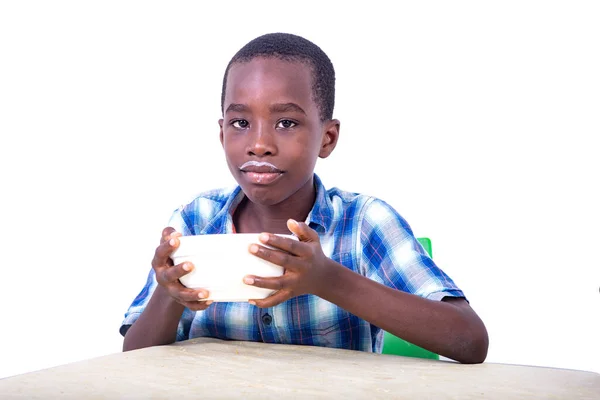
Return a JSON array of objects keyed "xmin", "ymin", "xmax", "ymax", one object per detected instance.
[{"xmin": 170, "ymin": 233, "xmax": 295, "ymax": 302}]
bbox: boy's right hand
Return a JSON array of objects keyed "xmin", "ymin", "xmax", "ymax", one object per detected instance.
[{"xmin": 152, "ymin": 227, "xmax": 212, "ymax": 311}]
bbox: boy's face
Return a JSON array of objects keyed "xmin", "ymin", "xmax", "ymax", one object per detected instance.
[{"xmin": 219, "ymin": 57, "xmax": 339, "ymax": 206}]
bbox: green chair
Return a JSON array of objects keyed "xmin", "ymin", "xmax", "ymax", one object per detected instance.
[{"xmin": 381, "ymin": 237, "xmax": 439, "ymax": 360}]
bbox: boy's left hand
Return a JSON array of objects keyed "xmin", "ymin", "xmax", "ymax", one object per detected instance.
[{"xmin": 244, "ymin": 219, "xmax": 331, "ymax": 308}]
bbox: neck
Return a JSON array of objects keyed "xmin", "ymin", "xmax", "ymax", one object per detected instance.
[{"xmin": 234, "ymin": 179, "xmax": 316, "ymax": 234}]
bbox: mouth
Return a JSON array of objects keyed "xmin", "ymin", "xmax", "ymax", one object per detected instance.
[{"xmin": 239, "ymin": 161, "xmax": 284, "ymax": 185}]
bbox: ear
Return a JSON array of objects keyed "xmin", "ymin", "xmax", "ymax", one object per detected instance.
[
  {"xmin": 219, "ymin": 119, "xmax": 224, "ymax": 147},
  {"xmin": 318, "ymin": 119, "xmax": 340, "ymax": 159}
]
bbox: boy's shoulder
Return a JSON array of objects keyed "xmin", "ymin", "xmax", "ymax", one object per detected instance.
[
  {"xmin": 190, "ymin": 186, "xmax": 238, "ymax": 204},
  {"xmin": 175, "ymin": 185, "xmax": 240, "ymax": 218},
  {"xmin": 319, "ymin": 173, "xmax": 390, "ymax": 207},
  {"xmin": 320, "ymin": 183, "xmax": 404, "ymax": 225}
]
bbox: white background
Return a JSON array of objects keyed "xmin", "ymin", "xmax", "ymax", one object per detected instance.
[{"xmin": 0, "ymin": 1, "xmax": 598, "ymax": 378}]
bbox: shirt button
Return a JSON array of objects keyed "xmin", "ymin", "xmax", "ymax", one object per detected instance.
[{"xmin": 262, "ymin": 313, "xmax": 273, "ymax": 325}]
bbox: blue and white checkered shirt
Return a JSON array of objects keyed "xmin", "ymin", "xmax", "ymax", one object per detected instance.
[{"xmin": 121, "ymin": 175, "xmax": 465, "ymax": 352}]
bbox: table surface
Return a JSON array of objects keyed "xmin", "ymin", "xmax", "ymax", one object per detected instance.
[{"xmin": 1, "ymin": 338, "xmax": 599, "ymax": 399}]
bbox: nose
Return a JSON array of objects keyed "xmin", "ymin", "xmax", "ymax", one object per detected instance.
[{"xmin": 247, "ymin": 124, "xmax": 277, "ymax": 157}]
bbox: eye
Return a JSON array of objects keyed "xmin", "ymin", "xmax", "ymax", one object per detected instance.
[
  {"xmin": 276, "ymin": 119, "xmax": 297, "ymax": 129},
  {"xmin": 231, "ymin": 119, "xmax": 249, "ymax": 129}
]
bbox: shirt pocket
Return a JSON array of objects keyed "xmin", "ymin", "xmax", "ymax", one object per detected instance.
[
  {"xmin": 311, "ymin": 252, "xmax": 358, "ymax": 347},
  {"xmin": 288, "ymin": 294, "xmax": 355, "ymax": 349},
  {"xmin": 310, "ymin": 300, "xmax": 353, "ymax": 348}
]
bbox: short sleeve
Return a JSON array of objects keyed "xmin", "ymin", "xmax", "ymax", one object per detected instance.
[
  {"xmin": 119, "ymin": 208, "xmax": 195, "ymax": 340},
  {"xmin": 358, "ymin": 198, "xmax": 466, "ymax": 301}
]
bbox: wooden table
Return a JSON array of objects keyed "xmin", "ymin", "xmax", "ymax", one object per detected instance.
[{"xmin": 1, "ymin": 338, "xmax": 598, "ymax": 399}]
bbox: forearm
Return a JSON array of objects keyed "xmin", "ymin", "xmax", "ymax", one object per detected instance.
[
  {"xmin": 122, "ymin": 285, "xmax": 185, "ymax": 352},
  {"xmin": 315, "ymin": 260, "xmax": 488, "ymax": 364}
]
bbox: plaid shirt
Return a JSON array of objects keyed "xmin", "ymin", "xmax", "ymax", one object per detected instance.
[{"xmin": 121, "ymin": 175, "xmax": 465, "ymax": 352}]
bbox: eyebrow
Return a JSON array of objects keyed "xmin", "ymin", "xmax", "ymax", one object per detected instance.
[
  {"xmin": 225, "ymin": 103, "xmax": 306, "ymax": 115},
  {"xmin": 269, "ymin": 103, "xmax": 306, "ymax": 115},
  {"xmin": 225, "ymin": 103, "xmax": 249, "ymax": 113}
]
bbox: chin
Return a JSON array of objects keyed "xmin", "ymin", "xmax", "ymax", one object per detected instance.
[{"xmin": 244, "ymin": 185, "xmax": 294, "ymax": 207}]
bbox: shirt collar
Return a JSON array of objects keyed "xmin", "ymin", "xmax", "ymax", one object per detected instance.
[
  {"xmin": 203, "ymin": 174, "xmax": 333, "ymax": 234},
  {"xmin": 306, "ymin": 174, "xmax": 333, "ymax": 234},
  {"xmin": 200, "ymin": 186, "xmax": 244, "ymax": 235}
]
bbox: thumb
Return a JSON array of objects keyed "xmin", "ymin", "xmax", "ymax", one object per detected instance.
[{"xmin": 287, "ymin": 219, "xmax": 318, "ymax": 242}]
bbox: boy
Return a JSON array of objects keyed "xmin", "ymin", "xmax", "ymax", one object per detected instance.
[{"xmin": 120, "ymin": 33, "xmax": 489, "ymax": 364}]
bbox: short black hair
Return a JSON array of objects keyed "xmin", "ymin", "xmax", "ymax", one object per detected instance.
[{"xmin": 221, "ymin": 33, "xmax": 335, "ymax": 121}]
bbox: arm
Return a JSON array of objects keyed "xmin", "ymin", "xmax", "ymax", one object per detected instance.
[
  {"xmin": 314, "ymin": 259, "xmax": 488, "ymax": 364},
  {"xmin": 122, "ymin": 228, "xmax": 212, "ymax": 352},
  {"xmin": 245, "ymin": 220, "xmax": 488, "ymax": 364},
  {"xmin": 123, "ymin": 285, "xmax": 185, "ymax": 351}
]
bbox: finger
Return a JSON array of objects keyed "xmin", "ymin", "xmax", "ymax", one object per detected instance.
[
  {"xmin": 243, "ymin": 274, "xmax": 293, "ymax": 291},
  {"xmin": 160, "ymin": 227, "xmax": 181, "ymax": 244},
  {"xmin": 181, "ymin": 299, "xmax": 214, "ymax": 311},
  {"xmin": 258, "ymin": 232, "xmax": 304, "ymax": 256},
  {"xmin": 286, "ymin": 219, "xmax": 319, "ymax": 242},
  {"xmin": 160, "ymin": 261, "xmax": 195, "ymax": 283},
  {"xmin": 161, "ymin": 227, "xmax": 176, "ymax": 243},
  {"xmin": 249, "ymin": 243, "xmax": 295, "ymax": 269},
  {"xmin": 251, "ymin": 290, "xmax": 293, "ymax": 308},
  {"xmin": 152, "ymin": 235, "xmax": 181, "ymax": 269},
  {"xmin": 165, "ymin": 280, "xmax": 210, "ymax": 302}
]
